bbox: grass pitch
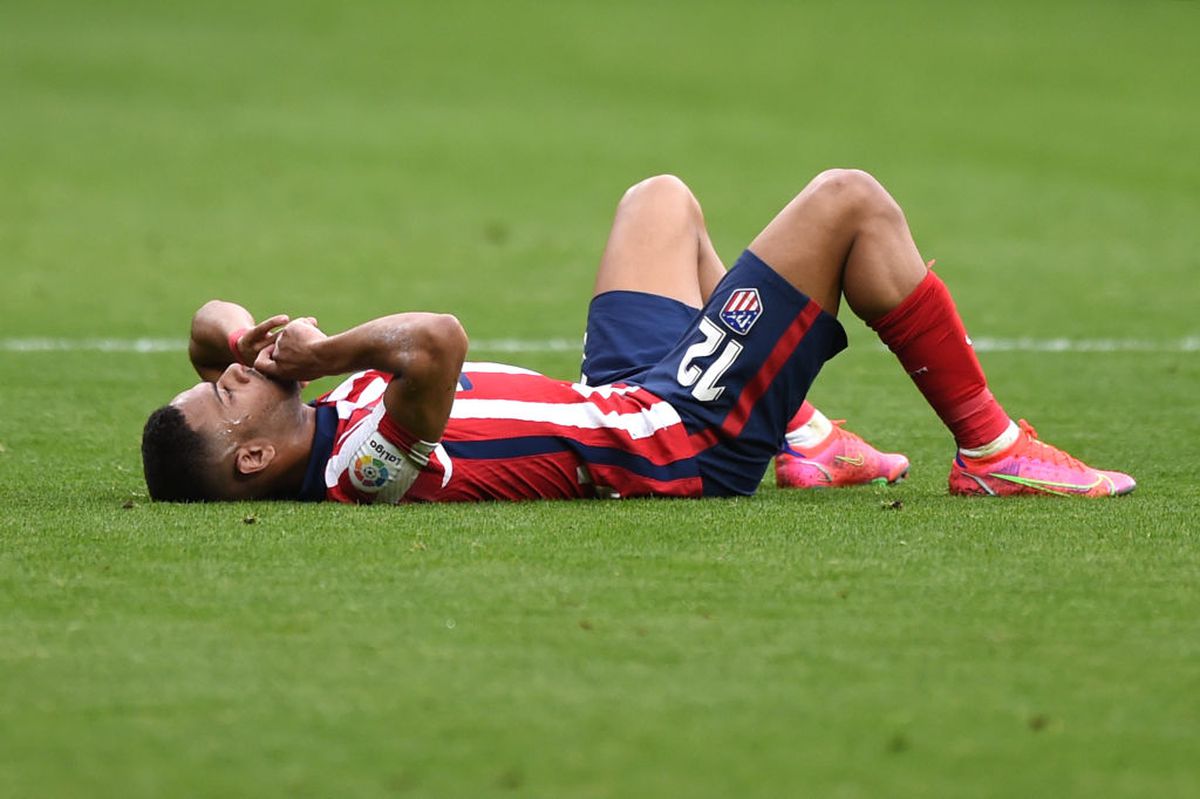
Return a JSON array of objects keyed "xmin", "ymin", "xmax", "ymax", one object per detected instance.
[{"xmin": 2, "ymin": 1, "xmax": 1199, "ymax": 796}]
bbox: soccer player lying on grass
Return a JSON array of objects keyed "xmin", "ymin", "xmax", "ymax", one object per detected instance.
[{"xmin": 142, "ymin": 171, "xmax": 1135, "ymax": 502}]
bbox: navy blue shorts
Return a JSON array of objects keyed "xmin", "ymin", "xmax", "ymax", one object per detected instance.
[{"xmin": 581, "ymin": 250, "xmax": 847, "ymax": 496}]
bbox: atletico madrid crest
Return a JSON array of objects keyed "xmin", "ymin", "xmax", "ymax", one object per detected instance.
[{"xmin": 719, "ymin": 288, "xmax": 763, "ymax": 335}]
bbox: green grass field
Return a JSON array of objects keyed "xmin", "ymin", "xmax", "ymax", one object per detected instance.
[{"xmin": 2, "ymin": 0, "xmax": 1199, "ymax": 795}]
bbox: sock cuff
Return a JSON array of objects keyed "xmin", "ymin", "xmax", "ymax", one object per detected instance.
[
  {"xmin": 867, "ymin": 269, "xmax": 944, "ymax": 343},
  {"xmin": 784, "ymin": 406, "xmax": 833, "ymax": 449},
  {"xmin": 787, "ymin": 400, "xmax": 816, "ymax": 429}
]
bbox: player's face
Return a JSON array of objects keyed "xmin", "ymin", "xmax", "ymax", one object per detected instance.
[{"xmin": 173, "ymin": 364, "xmax": 301, "ymax": 447}]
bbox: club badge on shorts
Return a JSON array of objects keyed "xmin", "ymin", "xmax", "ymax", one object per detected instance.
[{"xmin": 719, "ymin": 288, "xmax": 763, "ymax": 335}]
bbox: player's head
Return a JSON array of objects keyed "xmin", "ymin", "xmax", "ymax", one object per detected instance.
[{"xmin": 141, "ymin": 363, "xmax": 304, "ymax": 501}]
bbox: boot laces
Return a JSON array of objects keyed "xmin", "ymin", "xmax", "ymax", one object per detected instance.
[
  {"xmin": 830, "ymin": 420, "xmax": 866, "ymax": 446},
  {"xmin": 1017, "ymin": 419, "xmax": 1086, "ymax": 469}
]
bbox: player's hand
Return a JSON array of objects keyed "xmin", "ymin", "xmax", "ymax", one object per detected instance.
[
  {"xmin": 232, "ymin": 314, "xmax": 291, "ymax": 367},
  {"xmin": 254, "ymin": 317, "xmax": 328, "ymax": 381}
]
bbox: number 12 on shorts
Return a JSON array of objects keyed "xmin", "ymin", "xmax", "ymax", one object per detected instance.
[{"xmin": 676, "ymin": 317, "xmax": 744, "ymax": 402}]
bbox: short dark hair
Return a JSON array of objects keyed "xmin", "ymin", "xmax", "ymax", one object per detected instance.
[{"xmin": 141, "ymin": 405, "xmax": 219, "ymax": 502}]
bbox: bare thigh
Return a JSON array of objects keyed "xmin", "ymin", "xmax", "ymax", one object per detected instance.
[
  {"xmin": 593, "ymin": 175, "xmax": 726, "ymax": 307},
  {"xmin": 748, "ymin": 169, "xmax": 926, "ymax": 320}
]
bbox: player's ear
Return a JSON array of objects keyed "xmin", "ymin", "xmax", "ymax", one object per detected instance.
[{"xmin": 235, "ymin": 441, "xmax": 276, "ymax": 476}]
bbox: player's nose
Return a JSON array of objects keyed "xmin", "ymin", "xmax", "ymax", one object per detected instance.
[{"xmin": 221, "ymin": 362, "xmax": 252, "ymax": 383}]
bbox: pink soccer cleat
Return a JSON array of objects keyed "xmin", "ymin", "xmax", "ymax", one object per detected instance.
[
  {"xmin": 949, "ymin": 419, "xmax": 1136, "ymax": 498},
  {"xmin": 775, "ymin": 421, "xmax": 910, "ymax": 489}
]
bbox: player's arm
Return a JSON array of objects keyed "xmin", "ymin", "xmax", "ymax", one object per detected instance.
[
  {"xmin": 256, "ymin": 313, "xmax": 468, "ymax": 442},
  {"xmin": 187, "ymin": 300, "xmax": 291, "ymax": 382}
]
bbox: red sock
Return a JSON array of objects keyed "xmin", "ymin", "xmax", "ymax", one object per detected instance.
[
  {"xmin": 868, "ymin": 271, "xmax": 1009, "ymax": 449},
  {"xmin": 786, "ymin": 401, "xmax": 816, "ymax": 431}
]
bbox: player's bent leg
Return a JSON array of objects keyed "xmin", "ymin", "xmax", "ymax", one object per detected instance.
[
  {"xmin": 593, "ymin": 174, "xmax": 725, "ymax": 307},
  {"xmin": 775, "ymin": 402, "xmax": 910, "ymax": 489},
  {"xmin": 581, "ymin": 175, "xmax": 728, "ymax": 386},
  {"xmin": 747, "ymin": 170, "xmax": 1134, "ymax": 497},
  {"xmin": 949, "ymin": 419, "xmax": 1135, "ymax": 498}
]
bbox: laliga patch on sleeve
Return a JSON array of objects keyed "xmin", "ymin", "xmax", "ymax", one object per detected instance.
[
  {"xmin": 719, "ymin": 288, "xmax": 763, "ymax": 335},
  {"xmin": 349, "ymin": 433, "xmax": 408, "ymax": 493}
]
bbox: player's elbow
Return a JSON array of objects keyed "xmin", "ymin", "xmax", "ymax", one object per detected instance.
[
  {"xmin": 192, "ymin": 298, "xmax": 237, "ymax": 324},
  {"xmin": 408, "ymin": 313, "xmax": 468, "ymax": 378},
  {"xmin": 430, "ymin": 313, "xmax": 469, "ymax": 365}
]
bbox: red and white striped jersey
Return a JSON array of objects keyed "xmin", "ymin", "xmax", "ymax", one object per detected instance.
[{"xmin": 311, "ymin": 363, "xmax": 703, "ymax": 503}]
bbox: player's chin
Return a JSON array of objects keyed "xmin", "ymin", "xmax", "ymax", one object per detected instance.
[
  {"xmin": 244, "ymin": 366, "xmax": 301, "ymax": 398},
  {"xmin": 266, "ymin": 375, "xmax": 302, "ymax": 396}
]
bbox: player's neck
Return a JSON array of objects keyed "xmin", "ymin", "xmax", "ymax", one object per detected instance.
[{"xmin": 263, "ymin": 404, "xmax": 318, "ymax": 498}]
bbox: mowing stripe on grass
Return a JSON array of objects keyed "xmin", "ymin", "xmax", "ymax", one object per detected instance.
[
  {"xmin": 0, "ymin": 337, "xmax": 579, "ymax": 354},
  {"xmin": 2, "ymin": 336, "xmax": 1198, "ymax": 355}
]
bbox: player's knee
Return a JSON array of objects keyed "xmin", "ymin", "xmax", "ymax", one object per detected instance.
[
  {"xmin": 618, "ymin": 174, "xmax": 702, "ymax": 224},
  {"xmin": 809, "ymin": 168, "xmax": 901, "ymax": 224}
]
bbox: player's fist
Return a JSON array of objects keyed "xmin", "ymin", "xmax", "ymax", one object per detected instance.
[{"xmin": 254, "ymin": 317, "xmax": 328, "ymax": 381}]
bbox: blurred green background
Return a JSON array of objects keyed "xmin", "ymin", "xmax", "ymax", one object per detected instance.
[{"xmin": 3, "ymin": 0, "xmax": 1195, "ymax": 345}]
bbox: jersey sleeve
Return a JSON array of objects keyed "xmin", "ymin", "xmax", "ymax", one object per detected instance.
[{"xmin": 324, "ymin": 403, "xmax": 439, "ymax": 504}]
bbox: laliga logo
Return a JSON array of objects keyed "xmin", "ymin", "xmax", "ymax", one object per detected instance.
[{"xmin": 353, "ymin": 454, "xmax": 391, "ymax": 488}]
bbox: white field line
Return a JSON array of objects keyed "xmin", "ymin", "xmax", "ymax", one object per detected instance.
[
  {"xmin": 1, "ymin": 336, "xmax": 1197, "ymax": 355},
  {"xmin": 968, "ymin": 336, "xmax": 1199, "ymax": 353}
]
